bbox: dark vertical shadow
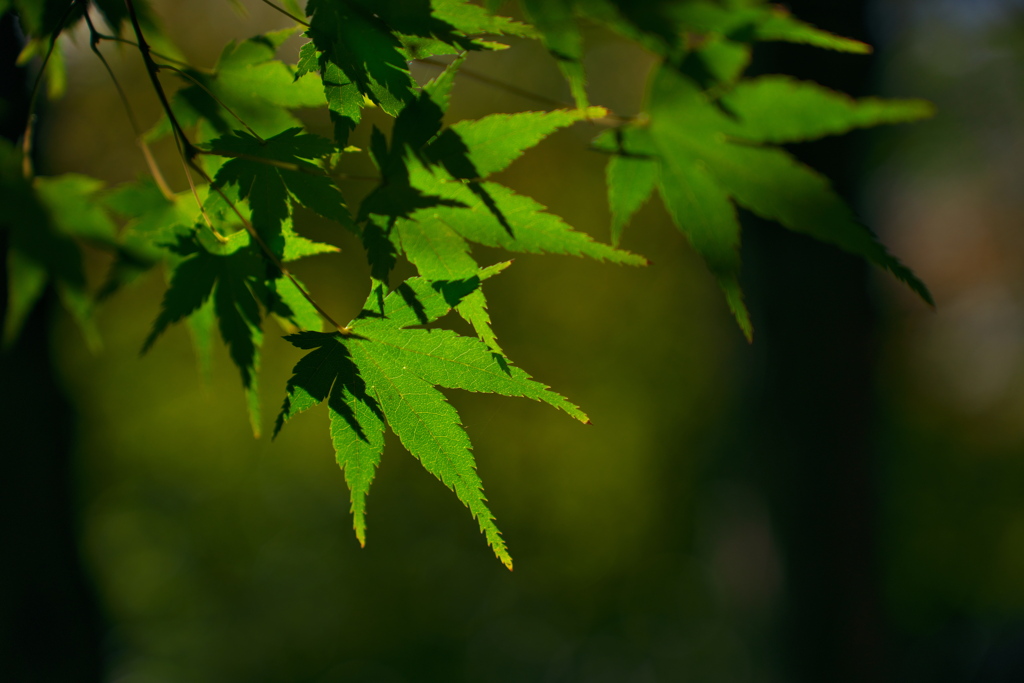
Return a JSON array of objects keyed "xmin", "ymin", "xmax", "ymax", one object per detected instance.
[
  {"xmin": 738, "ymin": 1, "xmax": 888, "ymax": 681},
  {"xmin": 0, "ymin": 11, "xmax": 106, "ymax": 682}
]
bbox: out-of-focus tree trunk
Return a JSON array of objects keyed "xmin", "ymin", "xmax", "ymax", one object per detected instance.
[
  {"xmin": 741, "ymin": 1, "xmax": 888, "ymax": 681},
  {"xmin": 0, "ymin": 12, "xmax": 106, "ymax": 682}
]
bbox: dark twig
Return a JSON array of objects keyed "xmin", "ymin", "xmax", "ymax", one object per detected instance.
[
  {"xmin": 94, "ymin": 32, "xmax": 207, "ymax": 72},
  {"xmin": 155, "ymin": 63, "xmax": 265, "ymax": 142},
  {"xmin": 259, "ymin": 0, "xmax": 309, "ymax": 27},
  {"xmin": 83, "ymin": 11, "xmax": 173, "ymax": 198},
  {"xmin": 21, "ymin": 0, "xmax": 80, "ymax": 177},
  {"xmin": 124, "ymin": 0, "xmax": 348, "ymax": 334},
  {"xmin": 124, "ymin": 0, "xmax": 195, "ymax": 160}
]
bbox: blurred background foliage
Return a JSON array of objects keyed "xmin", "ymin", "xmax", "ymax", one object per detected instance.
[{"xmin": 15, "ymin": 0, "xmax": 1024, "ymax": 680}]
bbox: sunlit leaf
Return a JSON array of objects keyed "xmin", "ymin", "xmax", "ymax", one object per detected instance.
[{"xmin": 276, "ymin": 273, "xmax": 588, "ymax": 566}]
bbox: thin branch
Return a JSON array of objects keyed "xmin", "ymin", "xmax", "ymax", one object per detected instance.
[
  {"xmin": 138, "ymin": 140, "xmax": 175, "ymax": 199},
  {"xmin": 83, "ymin": 11, "xmax": 173, "ymax": 199},
  {"xmin": 195, "ymin": 160, "xmax": 350, "ymax": 334},
  {"xmin": 179, "ymin": 155, "xmax": 224, "ymax": 242},
  {"xmin": 155, "ymin": 63, "xmax": 264, "ymax": 142},
  {"xmin": 124, "ymin": 0, "xmax": 346, "ymax": 333},
  {"xmin": 94, "ymin": 32, "xmax": 207, "ymax": 72},
  {"xmin": 21, "ymin": 0, "xmax": 80, "ymax": 177},
  {"xmin": 416, "ymin": 57, "xmax": 634, "ymax": 125},
  {"xmin": 125, "ymin": 0, "xmax": 196, "ymax": 161},
  {"xmin": 123, "ymin": 0, "xmax": 220, "ymax": 238},
  {"xmin": 259, "ymin": 0, "xmax": 310, "ymax": 27}
]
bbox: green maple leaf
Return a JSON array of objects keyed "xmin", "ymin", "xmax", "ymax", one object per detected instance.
[
  {"xmin": 143, "ymin": 228, "xmax": 325, "ymax": 436},
  {"xmin": 101, "ymin": 179, "xmax": 197, "ymax": 298},
  {"xmin": 597, "ymin": 64, "xmax": 933, "ymax": 339},
  {"xmin": 1, "ymin": 167, "xmax": 85, "ymax": 347},
  {"xmin": 296, "ymin": 40, "xmax": 364, "ymax": 144},
  {"xmin": 360, "ymin": 79, "xmax": 643, "ymax": 353},
  {"xmin": 362, "ymin": 86, "xmax": 644, "ymax": 282},
  {"xmin": 431, "ymin": 0, "xmax": 537, "ymax": 41},
  {"xmin": 521, "ymin": 0, "xmax": 588, "ymax": 108},
  {"xmin": 304, "ymin": 0, "xmax": 417, "ymax": 117},
  {"xmin": 392, "ymin": 156, "xmax": 648, "ymax": 280},
  {"xmin": 425, "ymin": 106, "xmax": 608, "ymax": 179},
  {"xmin": 150, "ymin": 29, "xmax": 324, "ymax": 145},
  {"xmin": 104, "ymin": 180, "xmax": 195, "ymax": 259},
  {"xmin": 34, "ymin": 174, "xmax": 121, "ymax": 348},
  {"xmin": 208, "ymin": 128, "xmax": 355, "ymax": 256},
  {"xmin": 142, "ymin": 232, "xmax": 265, "ymax": 435},
  {"xmin": 397, "ymin": 0, "xmax": 538, "ymax": 59},
  {"xmin": 520, "ymin": 0, "xmax": 872, "ymax": 111},
  {"xmin": 275, "ymin": 271, "xmax": 588, "ymax": 568},
  {"xmin": 1, "ymin": 143, "xmax": 117, "ymax": 348},
  {"xmin": 297, "ymin": 1, "xmax": 531, "ymax": 139},
  {"xmin": 665, "ymin": 1, "xmax": 871, "ymax": 54},
  {"xmin": 719, "ymin": 75, "xmax": 936, "ymax": 144}
]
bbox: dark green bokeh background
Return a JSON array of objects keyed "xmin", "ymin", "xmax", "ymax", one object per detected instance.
[{"xmin": 11, "ymin": 0, "xmax": 1024, "ymax": 680}]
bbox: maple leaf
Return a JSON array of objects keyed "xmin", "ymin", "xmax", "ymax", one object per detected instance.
[
  {"xmin": 521, "ymin": 0, "xmax": 873, "ymax": 110},
  {"xmin": 393, "ymin": 156, "xmax": 649, "ymax": 280},
  {"xmin": 149, "ymin": 29, "xmax": 324, "ymax": 145},
  {"xmin": 296, "ymin": 41, "xmax": 364, "ymax": 144},
  {"xmin": 304, "ymin": 0, "xmax": 418, "ymax": 117},
  {"xmin": 431, "ymin": 0, "xmax": 537, "ymax": 42},
  {"xmin": 142, "ymin": 227, "xmax": 326, "ymax": 437},
  {"xmin": 100, "ymin": 179, "xmax": 197, "ymax": 298},
  {"xmin": 521, "ymin": 0, "xmax": 589, "ymax": 108},
  {"xmin": 298, "ymin": 0, "xmax": 537, "ymax": 141},
  {"xmin": 596, "ymin": 65, "xmax": 933, "ymax": 339},
  {"xmin": 207, "ymin": 128, "xmax": 355, "ymax": 256},
  {"xmin": 425, "ymin": 106, "xmax": 608, "ymax": 179},
  {"xmin": 0, "ymin": 143, "xmax": 117, "ymax": 348},
  {"xmin": 361, "ymin": 83, "xmax": 644, "ymax": 283},
  {"xmin": 398, "ymin": 0, "xmax": 537, "ymax": 59},
  {"xmin": 663, "ymin": 1, "xmax": 871, "ymax": 54},
  {"xmin": 357, "ymin": 69, "xmax": 644, "ymax": 355},
  {"xmin": 719, "ymin": 76, "xmax": 936, "ymax": 144},
  {"xmin": 275, "ymin": 271, "xmax": 588, "ymax": 569}
]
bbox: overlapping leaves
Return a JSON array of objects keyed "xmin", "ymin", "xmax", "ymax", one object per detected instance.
[
  {"xmin": 275, "ymin": 271, "xmax": 588, "ymax": 569},
  {"xmin": 2, "ymin": 0, "xmax": 938, "ymax": 570},
  {"xmin": 207, "ymin": 127, "xmax": 356, "ymax": 255},
  {"xmin": 519, "ymin": 0, "xmax": 873, "ymax": 108},
  {"xmin": 150, "ymin": 28, "xmax": 324, "ymax": 145},
  {"xmin": 299, "ymin": 0, "xmax": 534, "ymax": 142},
  {"xmin": 357, "ymin": 65, "xmax": 646, "ymax": 353},
  {"xmin": 595, "ymin": 64, "xmax": 933, "ymax": 339},
  {"xmin": 141, "ymin": 224, "xmax": 327, "ymax": 437},
  {"xmin": 359, "ymin": 67, "xmax": 646, "ymax": 285}
]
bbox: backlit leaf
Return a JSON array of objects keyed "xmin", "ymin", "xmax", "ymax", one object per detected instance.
[
  {"xmin": 276, "ymin": 272, "xmax": 588, "ymax": 567},
  {"xmin": 599, "ymin": 63, "xmax": 932, "ymax": 337}
]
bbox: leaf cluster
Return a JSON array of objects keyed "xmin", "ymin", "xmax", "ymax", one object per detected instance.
[{"xmin": 0, "ymin": 0, "xmax": 934, "ymax": 566}]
